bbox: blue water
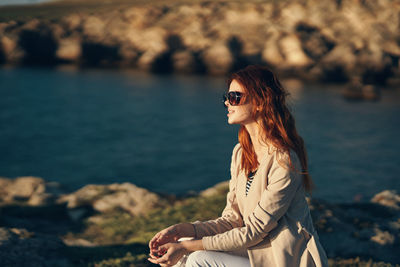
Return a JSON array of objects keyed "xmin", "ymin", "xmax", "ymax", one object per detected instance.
[
  {"xmin": 0, "ymin": 67, "xmax": 399, "ymax": 203},
  {"xmin": 0, "ymin": 0, "xmax": 53, "ymax": 6}
]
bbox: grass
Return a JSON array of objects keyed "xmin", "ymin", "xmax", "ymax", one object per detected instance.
[
  {"xmin": 64, "ymin": 185, "xmax": 228, "ymax": 245},
  {"xmin": 61, "ymin": 185, "xmax": 229, "ymax": 266}
]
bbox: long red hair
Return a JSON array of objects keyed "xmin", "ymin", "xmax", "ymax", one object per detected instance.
[{"xmin": 228, "ymin": 65, "xmax": 313, "ymax": 193}]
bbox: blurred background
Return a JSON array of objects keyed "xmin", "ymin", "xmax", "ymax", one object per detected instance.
[
  {"xmin": 1, "ymin": 0, "xmax": 400, "ymax": 266},
  {"xmin": 0, "ymin": 0, "xmax": 399, "ymax": 202}
]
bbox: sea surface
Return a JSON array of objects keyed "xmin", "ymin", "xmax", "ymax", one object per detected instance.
[
  {"xmin": 0, "ymin": 0, "xmax": 53, "ymax": 6},
  {"xmin": 0, "ymin": 66, "xmax": 399, "ymax": 203}
]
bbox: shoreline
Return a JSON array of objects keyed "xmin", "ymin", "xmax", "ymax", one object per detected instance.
[
  {"xmin": 0, "ymin": 0, "xmax": 399, "ymax": 89},
  {"xmin": 0, "ymin": 176, "xmax": 399, "ymax": 266}
]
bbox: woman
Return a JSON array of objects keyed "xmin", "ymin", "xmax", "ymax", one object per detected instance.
[{"xmin": 148, "ymin": 65, "xmax": 328, "ymax": 267}]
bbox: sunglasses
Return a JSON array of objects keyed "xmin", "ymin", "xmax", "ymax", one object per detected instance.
[{"xmin": 222, "ymin": 91, "xmax": 244, "ymax": 106}]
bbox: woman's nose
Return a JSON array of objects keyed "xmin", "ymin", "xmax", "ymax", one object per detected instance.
[{"xmin": 224, "ymin": 99, "xmax": 230, "ymax": 107}]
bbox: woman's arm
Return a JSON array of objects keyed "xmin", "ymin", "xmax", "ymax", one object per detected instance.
[
  {"xmin": 191, "ymin": 144, "xmax": 244, "ymax": 238},
  {"xmin": 201, "ymin": 151, "xmax": 302, "ymax": 251}
]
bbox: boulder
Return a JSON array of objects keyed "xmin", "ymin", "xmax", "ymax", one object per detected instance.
[
  {"xmin": 371, "ymin": 190, "xmax": 400, "ymax": 210},
  {"xmin": 56, "ymin": 36, "xmax": 82, "ymax": 62},
  {"xmin": 58, "ymin": 183, "xmax": 163, "ymax": 217},
  {"xmin": 61, "ymin": 14, "xmax": 83, "ymax": 32},
  {"xmin": 82, "ymin": 16, "xmax": 106, "ymax": 42},
  {"xmin": 342, "ymin": 77, "xmax": 381, "ymax": 101},
  {"xmin": 199, "ymin": 181, "xmax": 229, "ymax": 198},
  {"xmin": 0, "ymin": 177, "xmax": 56, "ymax": 206},
  {"xmin": 172, "ymin": 50, "xmax": 197, "ymax": 73},
  {"xmin": 201, "ymin": 42, "xmax": 233, "ymax": 75},
  {"xmin": 0, "ymin": 35, "xmax": 22, "ymax": 63},
  {"xmin": 319, "ymin": 44, "xmax": 357, "ymax": 82},
  {"xmin": 279, "ymin": 33, "xmax": 313, "ymax": 68},
  {"xmin": 296, "ymin": 22, "xmax": 335, "ymax": 61},
  {"xmin": 261, "ymin": 31, "xmax": 284, "ymax": 67},
  {"xmin": 127, "ymin": 27, "xmax": 168, "ymax": 70},
  {"xmin": 179, "ymin": 19, "xmax": 212, "ymax": 52},
  {"xmin": 278, "ymin": 2, "xmax": 307, "ymax": 30}
]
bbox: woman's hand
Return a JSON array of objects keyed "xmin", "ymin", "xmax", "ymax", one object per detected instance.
[
  {"xmin": 149, "ymin": 224, "xmax": 180, "ymax": 257},
  {"xmin": 149, "ymin": 223, "xmax": 195, "ymax": 258},
  {"xmin": 148, "ymin": 242, "xmax": 187, "ymax": 266}
]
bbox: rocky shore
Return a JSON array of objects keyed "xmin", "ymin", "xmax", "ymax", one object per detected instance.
[
  {"xmin": 0, "ymin": 0, "xmax": 399, "ymax": 87},
  {"xmin": 0, "ymin": 176, "xmax": 399, "ymax": 266}
]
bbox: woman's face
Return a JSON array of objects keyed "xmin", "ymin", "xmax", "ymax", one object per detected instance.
[{"xmin": 225, "ymin": 80, "xmax": 256, "ymax": 125}]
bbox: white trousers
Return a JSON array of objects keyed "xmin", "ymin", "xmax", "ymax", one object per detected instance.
[{"xmin": 184, "ymin": 251, "xmax": 251, "ymax": 267}]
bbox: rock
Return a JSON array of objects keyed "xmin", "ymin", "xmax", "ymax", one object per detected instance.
[
  {"xmin": 0, "ymin": 35, "xmax": 13, "ymax": 54},
  {"xmin": 179, "ymin": 19, "xmax": 212, "ymax": 52},
  {"xmin": 371, "ymin": 228, "xmax": 395, "ymax": 245},
  {"xmin": 172, "ymin": 50, "xmax": 197, "ymax": 73},
  {"xmin": 200, "ymin": 181, "xmax": 229, "ymax": 197},
  {"xmin": 371, "ymin": 190, "xmax": 400, "ymax": 210},
  {"xmin": 62, "ymin": 14, "xmax": 83, "ymax": 32},
  {"xmin": 382, "ymin": 41, "xmax": 400, "ymax": 57},
  {"xmin": 58, "ymin": 183, "xmax": 163, "ymax": 217},
  {"xmin": 21, "ymin": 19, "xmax": 41, "ymax": 31},
  {"xmin": 319, "ymin": 44, "xmax": 357, "ymax": 82},
  {"xmin": 49, "ymin": 23, "xmax": 65, "ymax": 40},
  {"xmin": 201, "ymin": 42, "xmax": 233, "ymax": 75},
  {"xmin": 56, "ymin": 36, "xmax": 82, "ymax": 62},
  {"xmin": 342, "ymin": 77, "xmax": 380, "ymax": 101},
  {"xmin": 124, "ymin": 6, "xmax": 166, "ymax": 29},
  {"xmin": 279, "ymin": 2, "xmax": 307, "ymax": 30},
  {"xmin": 279, "ymin": 33, "xmax": 313, "ymax": 68},
  {"xmin": 296, "ymin": 22, "xmax": 335, "ymax": 61},
  {"xmin": 0, "ymin": 177, "xmax": 56, "ymax": 206},
  {"xmin": 261, "ymin": 31, "xmax": 284, "ymax": 67},
  {"xmin": 118, "ymin": 44, "xmax": 139, "ymax": 66},
  {"xmin": 0, "ymin": 35, "xmax": 22, "ymax": 63},
  {"xmin": 0, "ymin": 227, "xmax": 69, "ymax": 266},
  {"xmin": 127, "ymin": 27, "xmax": 168, "ymax": 70},
  {"xmin": 82, "ymin": 16, "xmax": 106, "ymax": 41}
]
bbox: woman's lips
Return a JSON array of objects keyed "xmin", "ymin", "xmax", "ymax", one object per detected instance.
[{"xmin": 227, "ymin": 109, "xmax": 234, "ymax": 116}]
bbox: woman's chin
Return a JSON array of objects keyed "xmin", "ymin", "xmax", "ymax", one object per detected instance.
[{"xmin": 227, "ymin": 119, "xmax": 235, "ymax": 125}]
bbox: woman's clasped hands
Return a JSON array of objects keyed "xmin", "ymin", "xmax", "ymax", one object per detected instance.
[{"xmin": 148, "ymin": 223, "xmax": 193, "ymax": 266}]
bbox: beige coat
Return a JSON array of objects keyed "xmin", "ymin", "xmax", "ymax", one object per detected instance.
[{"xmin": 192, "ymin": 143, "xmax": 328, "ymax": 267}]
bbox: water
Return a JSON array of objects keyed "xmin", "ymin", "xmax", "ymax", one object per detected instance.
[
  {"xmin": 1, "ymin": 67, "xmax": 399, "ymax": 203},
  {"xmin": 0, "ymin": 0, "xmax": 53, "ymax": 6}
]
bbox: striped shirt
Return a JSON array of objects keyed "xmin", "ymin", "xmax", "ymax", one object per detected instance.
[{"xmin": 245, "ymin": 170, "xmax": 257, "ymax": 196}]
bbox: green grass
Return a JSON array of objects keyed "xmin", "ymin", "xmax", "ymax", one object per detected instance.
[
  {"xmin": 64, "ymin": 185, "xmax": 228, "ymax": 245},
  {"xmin": 61, "ymin": 185, "xmax": 229, "ymax": 266}
]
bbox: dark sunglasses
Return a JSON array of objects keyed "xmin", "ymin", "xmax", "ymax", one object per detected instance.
[{"xmin": 222, "ymin": 91, "xmax": 244, "ymax": 106}]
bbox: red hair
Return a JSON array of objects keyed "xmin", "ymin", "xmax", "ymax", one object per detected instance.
[{"xmin": 228, "ymin": 65, "xmax": 313, "ymax": 192}]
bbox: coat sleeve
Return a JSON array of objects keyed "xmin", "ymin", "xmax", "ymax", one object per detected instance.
[
  {"xmin": 201, "ymin": 150, "xmax": 303, "ymax": 251},
  {"xmin": 191, "ymin": 143, "xmax": 244, "ymax": 238}
]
